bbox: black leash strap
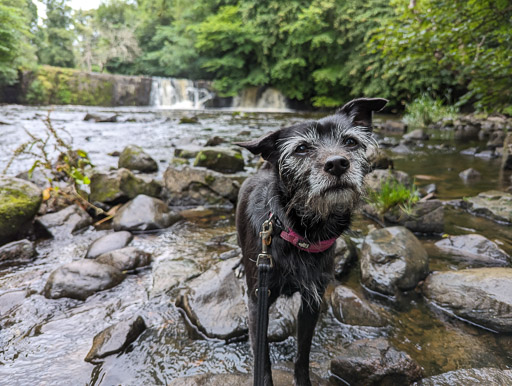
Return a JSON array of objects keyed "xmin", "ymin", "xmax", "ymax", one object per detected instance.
[{"xmin": 254, "ymin": 217, "xmax": 273, "ymax": 386}]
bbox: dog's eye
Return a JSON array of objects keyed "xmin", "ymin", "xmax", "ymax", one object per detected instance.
[
  {"xmin": 295, "ymin": 144, "xmax": 309, "ymax": 154},
  {"xmin": 344, "ymin": 137, "xmax": 359, "ymax": 148}
]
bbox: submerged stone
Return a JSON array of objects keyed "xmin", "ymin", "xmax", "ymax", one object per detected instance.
[
  {"xmin": 418, "ymin": 368, "xmax": 512, "ymax": 386},
  {"xmin": 96, "ymin": 247, "xmax": 151, "ymax": 271},
  {"xmin": 85, "ymin": 231, "xmax": 133, "ymax": 259},
  {"xmin": 330, "ymin": 285, "xmax": 386, "ymax": 327},
  {"xmin": 459, "ymin": 190, "xmax": 512, "ymax": 224},
  {"xmin": 435, "ymin": 234, "xmax": 510, "ymax": 266},
  {"xmin": 0, "ymin": 239, "xmax": 36, "ymax": 264}
]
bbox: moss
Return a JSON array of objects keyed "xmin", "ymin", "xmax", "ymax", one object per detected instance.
[
  {"xmin": 0, "ymin": 187, "xmax": 41, "ymax": 239},
  {"xmin": 234, "ymin": 152, "xmax": 243, "ymax": 160},
  {"xmin": 204, "ymin": 174, "xmax": 216, "ymax": 185}
]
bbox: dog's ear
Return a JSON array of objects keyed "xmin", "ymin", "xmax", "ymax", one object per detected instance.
[
  {"xmin": 235, "ymin": 130, "xmax": 280, "ymax": 163},
  {"xmin": 336, "ymin": 98, "xmax": 388, "ymax": 130}
]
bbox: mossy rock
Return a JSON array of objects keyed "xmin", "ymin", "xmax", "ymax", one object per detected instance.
[
  {"xmin": 118, "ymin": 145, "xmax": 158, "ymax": 173},
  {"xmin": 179, "ymin": 116, "xmax": 199, "ymax": 124},
  {"xmin": 0, "ymin": 176, "xmax": 42, "ymax": 244},
  {"xmin": 193, "ymin": 147, "xmax": 245, "ymax": 174}
]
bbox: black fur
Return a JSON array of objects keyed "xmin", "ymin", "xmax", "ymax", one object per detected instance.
[{"xmin": 236, "ymin": 98, "xmax": 387, "ymax": 385}]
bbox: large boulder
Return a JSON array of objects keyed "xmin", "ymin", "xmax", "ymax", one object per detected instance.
[
  {"xmin": 44, "ymin": 260, "xmax": 125, "ymax": 300},
  {"xmin": 418, "ymin": 368, "xmax": 512, "ymax": 386},
  {"xmin": 330, "ymin": 285, "xmax": 386, "ymax": 327},
  {"xmin": 36, "ymin": 204, "xmax": 92, "ymax": 236},
  {"xmin": 113, "ymin": 195, "xmax": 182, "ymax": 232},
  {"xmin": 459, "ymin": 190, "xmax": 512, "ymax": 224},
  {"xmin": 435, "ymin": 234, "xmax": 510, "ymax": 266},
  {"xmin": 422, "ymin": 268, "xmax": 512, "ymax": 332},
  {"xmin": 118, "ymin": 145, "xmax": 158, "ymax": 173},
  {"xmin": 89, "ymin": 168, "xmax": 162, "ymax": 204},
  {"xmin": 85, "ymin": 316, "xmax": 147, "ymax": 363},
  {"xmin": 163, "ymin": 165, "xmax": 243, "ymax": 206},
  {"xmin": 96, "ymin": 247, "xmax": 152, "ymax": 271},
  {"xmin": 360, "ymin": 226, "xmax": 429, "ymax": 296},
  {"xmin": 178, "ymin": 258, "xmax": 300, "ymax": 341},
  {"xmin": 364, "ymin": 169, "xmax": 411, "ymax": 191},
  {"xmin": 330, "ymin": 338, "xmax": 423, "ymax": 386},
  {"xmin": 193, "ymin": 147, "xmax": 245, "ymax": 173},
  {"xmin": 0, "ymin": 175, "xmax": 42, "ymax": 244},
  {"xmin": 85, "ymin": 231, "xmax": 133, "ymax": 259}
]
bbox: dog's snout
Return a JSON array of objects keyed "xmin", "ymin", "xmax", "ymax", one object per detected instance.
[{"xmin": 324, "ymin": 156, "xmax": 350, "ymax": 177}]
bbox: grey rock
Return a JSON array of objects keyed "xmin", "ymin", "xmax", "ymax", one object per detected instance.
[
  {"xmin": 417, "ymin": 368, "xmax": 512, "ymax": 386},
  {"xmin": 86, "ymin": 231, "xmax": 133, "ymax": 259},
  {"xmin": 460, "ymin": 147, "xmax": 480, "ymax": 156},
  {"xmin": 96, "ymin": 247, "xmax": 151, "ymax": 271},
  {"xmin": 36, "ymin": 204, "xmax": 92, "ymax": 236},
  {"xmin": 0, "ymin": 290, "xmax": 27, "ymax": 316},
  {"xmin": 330, "ymin": 338, "xmax": 423, "ymax": 386},
  {"xmin": 377, "ymin": 120, "xmax": 407, "ymax": 134},
  {"xmin": 174, "ymin": 145, "xmax": 203, "ymax": 159},
  {"xmin": 422, "ymin": 268, "xmax": 512, "ymax": 332},
  {"xmin": 454, "ymin": 124, "xmax": 480, "ymax": 141},
  {"xmin": 113, "ymin": 195, "xmax": 182, "ymax": 232},
  {"xmin": 334, "ymin": 237, "xmax": 356, "ymax": 278},
  {"xmin": 84, "ymin": 316, "xmax": 146, "ymax": 363},
  {"xmin": 403, "ymin": 129, "xmax": 429, "ymax": 140},
  {"xmin": 382, "ymin": 199, "xmax": 444, "ymax": 234},
  {"xmin": 205, "ymin": 136, "xmax": 227, "ymax": 147},
  {"xmin": 83, "ymin": 113, "xmax": 117, "ymax": 122},
  {"xmin": 89, "ymin": 168, "xmax": 162, "ymax": 204},
  {"xmin": 163, "ymin": 164, "xmax": 243, "ymax": 206},
  {"xmin": 44, "ymin": 260, "xmax": 125, "ymax": 300},
  {"xmin": 502, "ymin": 133, "xmax": 512, "ymax": 170},
  {"xmin": 460, "ymin": 190, "xmax": 512, "ymax": 223},
  {"xmin": 459, "ymin": 168, "xmax": 481, "ymax": 182},
  {"xmin": 330, "ymin": 285, "xmax": 386, "ymax": 327},
  {"xmin": 0, "ymin": 239, "xmax": 36, "ymax": 263},
  {"xmin": 0, "ymin": 175, "xmax": 42, "ymax": 244},
  {"xmin": 435, "ymin": 234, "xmax": 509, "ymax": 266},
  {"xmin": 368, "ymin": 149, "xmax": 394, "ymax": 170},
  {"xmin": 193, "ymin": 147, "xmax": 245, "ymax": 173},
  {"xmin": 360, "ymin": 226, "xmax": 429, "ymax": 296},
  {"xmin": 474, "ymin": 150, "xmax": 497, "ymax": 159},
  {"xmin": 487, "ymin": 130, "xmax": 506, "ymax": 148},
  {"xmin": 151, "ymin": 258, "xmax": 200, "ymax": 297},
  {"xmin": 364, "ymin": 169, "xmax": 411, "ymax": 191},
  {"xmin": 178, "ymin": 258, "xmax": 300, "ymax": 341},
  {"xmin": 118, "ymin": 145, "xmax": 158, "ymax": 173}
]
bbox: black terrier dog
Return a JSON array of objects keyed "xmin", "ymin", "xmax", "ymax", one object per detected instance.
[{"xmin": 236, "ymin": 98, "xmax": 387, "ymax": 385}]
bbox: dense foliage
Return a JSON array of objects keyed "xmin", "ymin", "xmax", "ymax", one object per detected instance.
[{"xmin": 1, "ymin": 0, "xmax": 511, "ymax": 111}]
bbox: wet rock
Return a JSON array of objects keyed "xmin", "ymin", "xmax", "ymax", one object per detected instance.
[
  {"xmin": 435, "ymin": 234, "xmax": 509, "ymax": 266},
  {"xmin": 502, "ymin": 133, "xmax": 512, "ymax": 170},
  {"xmin": 454, "ymin": 124, "xmax": 480, "ymax": 141},
  {"xmin": 0, "ymin": 290, "xmax": 27, "ymax": 316},
  {"xmin": 89, "ymin": 168, "xmax": 162, "ymax": 204},
  {"xmin": 0, "ymin": 239, "xmax": 36, "ymax": 264},
  {"xmin": 118, "ymin": 145, "xmax": 158, "ymax": 173},
  {"xmin": 330, "ymin": 285, "xmax": 386, "ymax": 327},
  {"xmin": 459, "ymin": 167, "xmax": 481, "ymax": 182},
  {"xmin": 334, "ymin": 237, "xmax": 356, "ymax": 278},
  {"xmin": 193, "ymin": 147, "xmax": 245, "ymax": 174},
  {"xmin": 377, "ymin": 120, "xmax": 407, "ymax": 134},
  {"xmin": 460, "ymin": 146, "xmax": 480, "ymax": 156},
  {"xmin": 0, "ymin": 175, "xmax": 42, "ymax": 244},
  {"xmin": 360, "ymin": 226, "xmax": 429, "ymax": 296},
  {"xmin": 179, "ymin": 115, "xmax": 199, "ymax": 124},
  {"xmin": 474, "ymin": 150, "xmax": 497, "ymax": 159},
  {"xmin": 84, "ymin": 316, "xmax": 146, "ymax": 363},
  {"xmin": 487, "ymin": 130, "xmax": 506, "ymax": 149},
  {"xmin": 382, "ymin": 199, "xmax": 444, "ymax": 234},
  {"xmin": 364, "ymin": 169, "xmax": 411, "ymax": 191},
  {"xmin": 368, "ymin": 149, "xmax": 394, "ymax": 170},
  {"xmin": 423, "ymin": 268, "xmax": 512, "ymax": 332},
  {"xmin": 84, "ymin": 113, "xmax": 117, "ymax": 122},
  {"xmin": 459, "ymin": 190, "xmax": 512, "ymax": 223},
  {"xmin": 403, "ymin": 129, "xmax": 429, "ymax": 141},
  {"xmin": 113, "ymin": 194, "xmax": 182, "ymax": 232},
  {"xmin": 44, "ymin": 260, "xmax": 125, "ymax": 300},
  {"xmin": 389, "ymin": 143, "xmax": 414, "ymax": 154},
  {"xmin": 96, "ymin": 247, "xmax": 151, "ymax": 271},
  {"xmin": 151, "ymin": 258, "xmax": 200, "ymax": 296},
  {"xmin": 330, "ymin": 338, "xmax": 423, "ymax": 386},
  {"xmin": 86, "ymin": 231, "xmax": 133, "ymax": 259},
  {"xmin": 36, "ymin": 204, "xmax": 92, "ymax": 236},
  {"xmin": 169, "ymin": 369, "xmax": 327, "ymax": 386},
  {"xmin": 178, "ymin": 258, "xmax": 300, "ymax": 341},
  {"xmin": 163, "ymin": 164, "xmax": 242, "ymax": 206},
  {"xmin": 174, "ymin": 145, "xmax": 203, "ymax": 159},
  {"xmin": 417, "ymin": 368, "xmax": 512, "ymax": 386},
  {"xmin": 205, "ymin": 136, "xmax": 227, "ymax": 147}
]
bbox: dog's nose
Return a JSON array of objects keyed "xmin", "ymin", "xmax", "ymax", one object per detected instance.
[{"xmin": 324, "ymin": 156, "xmax": 350, "ymax": 177}]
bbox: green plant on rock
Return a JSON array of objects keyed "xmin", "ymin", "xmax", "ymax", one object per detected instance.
[
  {"xmin": 3, "ymin": 111, "xmax": 102, "ymax": 214},
  {"xmin": 366, "ymin": 178, "xmax": 420, "ymax": 216},
  {"xmin": 403, "ymin": 94, "xmax": 457, "ymax": 128}
]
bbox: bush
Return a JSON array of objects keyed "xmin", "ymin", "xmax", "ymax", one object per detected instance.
[{"xmin": 403, "ymin": 94, "xmax": 457, "ymax": 128}]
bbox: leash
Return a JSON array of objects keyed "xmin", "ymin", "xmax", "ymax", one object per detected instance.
[{"xmin": 254, "ymin": 215, "xmax": 273, "ymax": 386}]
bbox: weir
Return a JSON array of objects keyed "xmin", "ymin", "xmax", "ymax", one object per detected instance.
[{"xmin": 149, "ymin": 77, "xmax": 214, "ymax": 109}]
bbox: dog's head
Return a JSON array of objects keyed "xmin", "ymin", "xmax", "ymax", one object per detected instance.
[{"xmin": 237, "ymin": 98, "xmax": 387, "ymax": 220}]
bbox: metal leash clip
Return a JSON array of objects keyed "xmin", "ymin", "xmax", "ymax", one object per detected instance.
[{"xmin": 256, "ymin": 216, "xmax": 273, "ymax": 268}]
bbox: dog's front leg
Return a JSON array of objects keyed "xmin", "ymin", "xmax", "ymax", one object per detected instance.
[
  {"xmin": 248, "ymin": 296, "xmax": 273, "ymax": 386},
  {"xmin": 294, "ymin": 297, "xmax": 322, "ymax": 386}
]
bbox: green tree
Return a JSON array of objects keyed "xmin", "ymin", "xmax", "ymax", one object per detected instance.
[{"xmin": 38, "ymin": 0, "xmax": 75, "ymax": 68}]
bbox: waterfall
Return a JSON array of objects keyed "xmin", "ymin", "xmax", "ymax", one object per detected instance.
[
  {"xmin": 232, "ymin": 87, "xmax": 288, "ymax": 110},
  {"xmin": 149, "ymin": 77, "xmax": 214, "ymax": 109}
]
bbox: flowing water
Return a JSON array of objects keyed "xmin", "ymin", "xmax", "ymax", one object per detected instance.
[{"xmin": 0, "ymin": 105, "xmax": 511, "ymax": 384}]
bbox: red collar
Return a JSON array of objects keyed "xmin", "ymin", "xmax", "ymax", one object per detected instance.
[{"xmin": 270, "ymin": 213, "xmax": 338, "ymax": 253}]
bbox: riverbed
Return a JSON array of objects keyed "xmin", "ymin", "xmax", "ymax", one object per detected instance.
[{"xmin": 1, "ymin": 105, "xmax": 511, "ymax": 384}]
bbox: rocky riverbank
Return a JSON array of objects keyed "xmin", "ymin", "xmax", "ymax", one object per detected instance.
[{"xmin": 1, "ymin": 105, "xmax": 512, "ymax": 384}]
